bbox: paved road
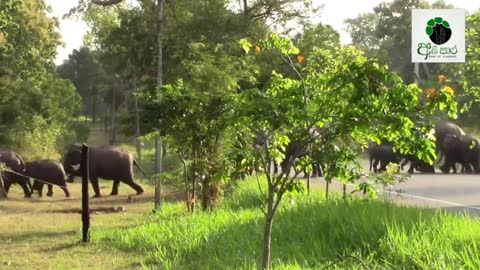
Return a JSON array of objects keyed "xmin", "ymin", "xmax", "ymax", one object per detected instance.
[{"xmin": 308, "ymin": 159, "xmax": 480, "ymax": 216}]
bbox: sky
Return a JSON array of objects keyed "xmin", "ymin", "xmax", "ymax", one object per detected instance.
[{"xmin": 45, "ymin": 0, "xmax": 480, "ymax": 65}]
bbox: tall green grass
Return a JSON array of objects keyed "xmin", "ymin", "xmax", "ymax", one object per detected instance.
[{"xmin": 97, "ymin": 177, "xmax": 480, "ymax": 269}]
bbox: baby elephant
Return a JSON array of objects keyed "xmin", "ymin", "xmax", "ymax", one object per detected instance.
[{"xmin": 25, "ymin": 160, "xmax": 70, "ymax": 198}]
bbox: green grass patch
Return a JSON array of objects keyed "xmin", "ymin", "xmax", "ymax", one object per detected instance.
[{"xmin": 97, "ymin": 177, "xmax": 480, "ymax": 269}]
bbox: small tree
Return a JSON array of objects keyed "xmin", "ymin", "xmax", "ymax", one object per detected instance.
[{"xmin": 236, "ymin": 34, "xmax": 457, "ymax": 269}]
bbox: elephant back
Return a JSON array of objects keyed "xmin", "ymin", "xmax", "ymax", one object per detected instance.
[
  {"xmin": 435, "ymin": 121, "xmax": 465, "ymax": 143},
  {"xmin": 89, "ymin": 145, "xmax": 135, "ymax": 177},
  {"xmin": 26, "ymin": 160, "xmax": 67, "ymax": 182},
  {"xmin": 0, "ymin": 150, "xmax": 26, "ymax": 173}
]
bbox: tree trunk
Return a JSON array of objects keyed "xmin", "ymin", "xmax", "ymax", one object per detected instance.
[
  {"xmin": 133, "ymin": 75, "xmax": 142, "ymax": 162},
  {"xmin": 191, "ymin": 142, "xmax": 198, "ymax": 213},
  {"xmin": 154, "ymin": 0, "xmax": 164, "ymax": 210},
  {"xmin": 325, "ymin": 180, "xmax": 330, "ymax": 200},
  {"xmin": 91, "ymin": 87, "xmax": 98, "ymax": 126},
  {"xmin": 178, "ymin": 153, "xmax": 190, "ymax": 212},
  {"xmin": 262, "ymin": 188, "xmax": 275, "ymax": 270},
  {"xmin": 103, "ymin": 107, "xmax": 109, "ymax": 134},
  {"xmin": 243, "ymin": 0, "xmax": 248, "ymax": 15},
  {"xmin": 109, "ymin": 86, "xmax": 116, "ymax": 145}
]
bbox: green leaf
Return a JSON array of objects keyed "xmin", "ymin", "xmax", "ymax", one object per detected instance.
[
  {"xmin": 239, "ymin": 38, "xmax": 252, "ymax": 54},
  {"xmin": 426, "ymin": 26, "xmax": 433, "ymax": 36}
]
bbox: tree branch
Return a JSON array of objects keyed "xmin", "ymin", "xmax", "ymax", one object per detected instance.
[{"xmin": 91, "ymin": 0, "xmax": 123, "ymax": 6}]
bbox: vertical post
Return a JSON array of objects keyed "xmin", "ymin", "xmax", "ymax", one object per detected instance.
[
  {"xmin": 154, "ymin": 0, "xmax": 164, "ymax": 210},
  {"xmin": 155, "ymin": 136, "xmax": 162, "ymax": 209},
  {"xmin": 133, "ymin": 74, "xmax": 142, "ymax": 163},
  {"xmin": 0, "ymin": 174, "xmax": 7, "ymax": 199},
  {"xmin": 110, "ymin": 85, "xmax": 116, "ymax": 145},
  {"xmin": 81, "ymin": 144, "xmax": 90, "ymax": 243},
  {"xmin": 307, "ymin": 144, "xmax": 311, "ymax": 195},
  {"xmin": 414, "ymin": 62, "xmax": 420, "ymax": 84}
]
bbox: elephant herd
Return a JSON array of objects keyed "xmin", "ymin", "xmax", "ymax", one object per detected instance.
[
  {"xmin": 368, "ymin": 121, "xmax": 480, "ymax": 174},
  {"xmin": 247, "ymin": 121, "xmax": 479, "ymax": 178},
  {"xmin": 1, "ymin": 144, "xmax": 146, "ymax": 199}
]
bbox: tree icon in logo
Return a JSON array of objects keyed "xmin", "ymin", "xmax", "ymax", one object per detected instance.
[{"xmin": 426, "ymin": 17, "xmax": 452, "ymax": 45}]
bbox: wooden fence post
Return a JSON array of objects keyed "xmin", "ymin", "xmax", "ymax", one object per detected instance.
[
  {"xmin": 81, "ymin": 143, "xmax": 90, "ymax": 242},
  {"xmin": 0, "ymin": 174, "xmax": 7, "ymax": 199}
]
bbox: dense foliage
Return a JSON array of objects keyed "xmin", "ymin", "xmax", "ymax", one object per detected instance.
[{"xmin": 0, "ymin": 0, "xmax": 83, "ymax": 159}]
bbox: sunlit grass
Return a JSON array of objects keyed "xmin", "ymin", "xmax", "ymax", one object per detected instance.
[{"xmin": 97, "ymin": 177, "xmax": 480, "ymax": 269}]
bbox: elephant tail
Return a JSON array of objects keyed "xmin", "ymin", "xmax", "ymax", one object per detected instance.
[{"xmin": 133, "ymin": 159, "xmax": 148, "ymax": 178}]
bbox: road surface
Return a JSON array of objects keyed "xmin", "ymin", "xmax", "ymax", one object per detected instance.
[{"xmin": 307, "ymin": 159, "xmax": 480, "ymax": 216}]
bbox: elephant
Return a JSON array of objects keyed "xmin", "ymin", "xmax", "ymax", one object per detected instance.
[
  {"xmin": 367, "ymin": 141, "xmax": 434, "ymax": 173},
  {"xmin": 279, "ymin": 127, "xmax": 327, "ymax": 178},
  {"xmin": 399, "ymin": 154, "xmax": 435, "ymax": 174},
  {"xmin": 280, "ymin": 139, "xmax": 323, "ymax": 178},
  {"xmin": 252, "ymin": 132, "xmax": 281, "ymax": 175},
  {"xmin": 63, "ymin": 144, "xmax": 147, "ymax": 197},
  {"xmin": 26, "ymin": 160, "xmax": 70, "ymax": 197},
  {"xmin": 439, "ymin": 134, "xmax": 480, "ymax": 174},
  {"xmin": 434, "ymin": 121, "xmax": 465, "ymax": 166},
  {"xmin": 0, "ymin": 150, "xmax": 31, "ymax": 197},
  {"xmin": 367, "ymin": 141, "xmax": 399, "ymax": 172}
]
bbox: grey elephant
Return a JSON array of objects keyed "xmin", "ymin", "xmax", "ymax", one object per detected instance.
[
  {"xmin": 26, "ymin": 160, "xmax": 70, "ymax": 197},
  {"xmin": 440, "ymin": 134, "xmax": 480, "ymax": 173},
  {"xmin": 367, "ymin": 141, "xmax": 398, "ymax": 172},
  {"xmin": 399, "ymin": 154, "xmax": 435, "ymax": 174},
  {"xmin": 63, "ymin": 144, "xmax": 146, "ymax": 197},
  {"xmin": 0, "ymin": 150, "xmax": 31, "ymax": 197},
  {"xmin": 367, "ymin": 141, "xmax": 434, "ymax": 173},
  {"xmin": 280, "ymin": 139, "xmax": 323, "ymax": 178},
  {"xmin": 434, "ymin": 121, "xmax": 465, "ymax": 167}
]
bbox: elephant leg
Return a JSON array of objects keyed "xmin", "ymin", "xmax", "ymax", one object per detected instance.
[
  {"xmin": 110, "ymin": 180, "xmax": 120, "ymax": 196},
  {"xmin": 372, "ymin": 158, "xmax": 380, "ymax": 173},
  {"xmin": 90, "ymin": 176, "xmax": 101, "ymax": 198},
  {"xmin": 400, "ymin": 158, "xmax": 408, "ymax": 171},
  {"xmin": 379, "ymin": 160, "xmax": 387, "ymax": 172},
  {"xmin": 407, "ymin": 161, "xmax": 416, "ymax": 174},
  {"xmin": 19, "ymin": 180, "xmax": 31, "ymax": 198},
  {"xmin": 311, "ymin": 163, "xmax": 318, "ymax": 178},
  {"xmin": 124, "ymin": 176, "xmax": 144, "ymax": 195},
  {"xmin": 441, "ymin": 155, "xmax": 454, "ymax": 173},
  {"xmin": 62, "ymin": 187, "xmax": 70, "ymax": 197},
  {"xmin": 451, "ymin": 160, "xmax": 458, "ymax": 173},
  {"xmin": 38, "ymin": 183, "xmax": 44, "ymax": 197},
  {"xmin": 466, "ymin": 163, "xmax": 474, "ymax": 174},
  {"xmin": 4, "ymin": 178, "xmax": 12, "ymax": 194},
  {"xmin": 46, "ymin": 185, "xmax": 53, "ymax": 197},
  {"xmin": 473, "ymin": 161, "xmax": 480, "ymax": 174}
]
